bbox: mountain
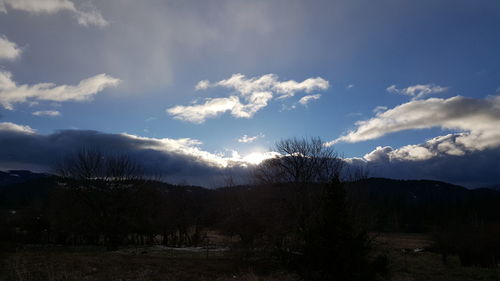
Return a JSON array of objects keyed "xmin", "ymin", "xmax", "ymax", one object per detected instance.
[
  {"xmin": 346, "ymin": 178, "xmax": 500, "ymax": 231},
  {"xmin": 1, "ymin": 173, "xmax": 499, "ymax": 232},
  {"xmin": 482, "ymin": 184, "xmax": 500, "ymax": 191},
  {"xmin": 0, "ymin": 170, "xmax": 52, "ymax": 187}
]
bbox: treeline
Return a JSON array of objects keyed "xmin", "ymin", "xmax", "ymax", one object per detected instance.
[{"xmin": 3, "ymin": 176, "xmax": 500, "ymax": 246}]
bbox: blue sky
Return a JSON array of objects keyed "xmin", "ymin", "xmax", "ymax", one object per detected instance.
[{"xmin": 1, "ymin": 0, "xmax": 500, "ymax": 187}]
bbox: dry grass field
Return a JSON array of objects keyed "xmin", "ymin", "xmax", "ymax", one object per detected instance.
[
  {"xmin": 1, "ymin": 233, "xmax": 499, "ymax": 281},
  {"xmin": 0, "ymin": 245, "xmax": 297, "ymax": 281},
  {"xmin": 372, "ymin": 233, "xmax": 500, "ymax": 281}
]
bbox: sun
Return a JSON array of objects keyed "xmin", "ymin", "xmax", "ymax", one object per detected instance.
[{"xmin": 242, "ymin": 151, "xmax": 278, "ymax": 165}]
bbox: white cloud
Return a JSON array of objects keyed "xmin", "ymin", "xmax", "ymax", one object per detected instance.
[
  {"xmin": 344, "ymin": 139, "xmax": 500, "ymax": 187},
  {"xmin": 168, "ymin": 73, "xmax": 329, "ymax": 123},
  {"xmin": 346, "ymin": 84, "xmax": 354, "ymax": 89},
  {"xmin": 0, "ymin": 35, "xmax": 22, "ymax": 61},
  {"xmin": 74, "ymin": 8, "xmax": 108, "ymax": 27},
  {"xmin": 372, "ymin": 105, "xmax": 388, "ymax": 114},
  {"xmin": 387, "ymin": 84, "xmax": 448, "ymax": 100},
  {"xmin": 167, "ymin": 96, "xmax": 240, "ymax": 124},
  {"xmin": 331, "ymin": 95, "xmax": 500, "ymax": 155},
  {"xmin": 360, "ymin": 133, "xmax": 471, "ymax": 163},
  {"xmin": 238, "ymin": 133, "xmax": 264, "ymax": 143},
  {"xmin": 206, "ymin": 73, "xmax": 328, "ymax": 99},
  {"xmin": 274, "ymin": 77, "xmax": 329, "ymax": 98},
  {"xmin": 32, "ymin": 110, "xmax": 61, "ymax": 117},
  {"xmin": 0, "ymin": 71, "xmax": 120, "ymax": 109},
  {"xmin": 195, "ymin": 80, "xmax": 210, "ymax": 91},
  {"xmin": 0, "ymin": 121, "xmax": 35, "ymax": 134},
  {"xmin": 0, "ymin": 0, "xmax": 108, "ymax": 27},
  {"xmin": 298, "ymin": 94, "xmax": 321, "ymax": 105}
]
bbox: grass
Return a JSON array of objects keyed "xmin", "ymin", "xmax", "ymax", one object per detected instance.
[
  {"xmin": 0, "ymin": 246, "xmax": 297, "ymax": 281},
  {"xmin": 1, "ymin": 233, "xmax": 499, "ymax": 281},
  {"xmin": 372, "ymin": 232, "xmax": 500, "ymax": 281}
]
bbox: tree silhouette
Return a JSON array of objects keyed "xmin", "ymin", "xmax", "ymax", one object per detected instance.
[
  {"xmin": 52, "ymin": 149, "xmax": 159, "ymax": 250},
  {"xmin": 254, "ymin": 137, "xmax": 384, "ymax": 281}
]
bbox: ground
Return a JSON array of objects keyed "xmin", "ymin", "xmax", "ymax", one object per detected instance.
[
  {"xmin": 1, "ymin": 233, "xmax": 499, "ymax": 281},
  {"xmin": 0, "ymin": 244, "xmax": 296, "ymax": 281},
  {"xmin": 372, "ymin": 233, "xmax": 500, "ymax": 281}
]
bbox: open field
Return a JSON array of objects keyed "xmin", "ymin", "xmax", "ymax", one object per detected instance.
[
  {"xmin": 0, "ymin": 233, "xmax": 498, "ymax": 281},
  {"xmin": 0, "ymin": 245, "xmax": 297, "ymax": 281},
  {"xmin": 372, "ymin": 233, "xmax": 500, "ymax": 281}
]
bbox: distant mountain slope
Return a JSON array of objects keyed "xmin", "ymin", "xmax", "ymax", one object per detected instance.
[
  {"xmin": 0, "ymin": 170, "xmax": 52, "ymax": 187},
  {"xmin": 0, "ymin": 175, "xmax": 209, "ymax": 209},
  {"xmin": 1, "ymin": 173, "xmax": 499, "ymax": 232},
  {"xmin": 481, "ymin": 184, "xmax": 500, "ymax": 191},
  {"xmin": 346, "ymin": 178, "xmax": 500, "ymax": 231},
  {"xmin": 347, "ymin": 177, "xmax": 500, "ymax": 202}
]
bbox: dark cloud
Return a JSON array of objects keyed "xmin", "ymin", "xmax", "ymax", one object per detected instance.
[
  {"xmin": 0, "ymin": 128, "xmax": 250, "ymax": 187},
  {"xmin": 2, "ymin": 124, "xmax": 498, "ymax": 188}
]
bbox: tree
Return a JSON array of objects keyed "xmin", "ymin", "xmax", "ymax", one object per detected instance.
[
  {"xmin": 51, "ymin": 149, "xmax": 160, "ymax": 250},
  {"xmin": 56, "ymin": 149, "xmax": 142, "ymax": 181},
  {"xmin": 254, "ymin": 137, "xmax": 343, "ymax": 185},
  {"xmin": 254, "ymin": 137, "xmax": 385, "ymax": 281}
]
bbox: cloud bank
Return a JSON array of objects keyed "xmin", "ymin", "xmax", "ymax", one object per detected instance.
[
  {"xmin": 346, "ymin": 143, "xmax": 500, "ymax": 187},
  {"xmin": 0, "ymin": 123, "xmax": 277, "ymax": 186},
  {"xmin": 0, "ymin": 118, "xmax": 498, "ymax": 187},
  {"xmin": 337, "ymin": 94, "xmax": 500, "ymax": 187},
  {"xmin": 331, "ymin": 95, "xmax": 500, "ymax": 153},
  {"xmin": 0, "ymin": 71, "xmax": 120, "ymax": 109},
  {"xmin": 0, "ymin": 0, "xmax": 108, "ymax": 27},
  {"xmin": 167, "ymin": 73, "xmax": 329, "ymax": 123}
]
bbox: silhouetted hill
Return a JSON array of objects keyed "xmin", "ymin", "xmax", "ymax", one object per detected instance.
[
  {"xmin": 0, "ymin": 175, "xmax": 209, "ymax": 210},
  {"xmin": 1, "ymin": 174, "xmax": 500, "ymax": 233},
  {"xmin": 346, "ymin": 178, "xmax": 500, "ymax": 231},
  {"xmin": 0, "ymin": 176, "xmax": 59, "ymax": 208},
  {"xmin": 0, "ymin": 170, "xmax": 51, "ymax": 187},
  {"xmin": 482, "ymin": 184, "xmax": 500, "ymax": 191}
]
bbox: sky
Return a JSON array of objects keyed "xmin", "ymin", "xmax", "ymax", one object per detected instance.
[{"xmin": 1, "ymin": 0, "xmax": 499, "ymax": 187}]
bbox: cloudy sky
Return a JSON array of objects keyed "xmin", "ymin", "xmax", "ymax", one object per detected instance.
[{"xmin": 1, "ymin": 0, "xmax": 499, "ymax": 187}]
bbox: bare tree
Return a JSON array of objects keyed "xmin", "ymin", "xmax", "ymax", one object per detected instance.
[
  {"xmin": 56, "ymin": 148, "xmax": 143, "ymax": 182},
  {"xmin": 52, "ymin": 149, "xmax": 158, "ymax": 250},
  {"xmin": 252, "ymin": 137, "xmax": 383, "ymax": 280},
  {"xmin": 254, "ymin": 137, "xmax": 343, "ymax": 185}
]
